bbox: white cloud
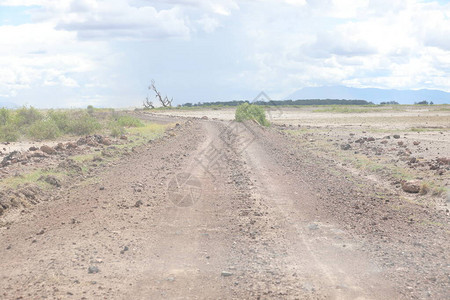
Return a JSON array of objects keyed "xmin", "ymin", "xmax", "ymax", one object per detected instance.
[{"xmin": 1, "ymin": 0, "xmax": 450, "ymax": 106}]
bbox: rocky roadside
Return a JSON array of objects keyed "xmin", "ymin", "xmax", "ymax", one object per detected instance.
[{"xmin": 0, "ymin": 122, "xmax": 184, "ymax": 220}]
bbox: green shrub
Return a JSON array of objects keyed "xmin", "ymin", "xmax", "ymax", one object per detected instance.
[
  {"xmin": 116, "ymin": 115, "xmax": 144, "ymax": 127},
  {"xmin": 14, "ymin": 106, "xmax": 43, "ymax": 127},
  {"xmin": 0, "ymin": 124, "xmax": 20, "ymax": 142},
  {"xmin": 87, "ymin": 105, "xmax": 95, "ymax": 116},
  {"xmin": 69, "ymin": 113, "xmax": 102, "ymax": 135},
  {"xmin": 0, "ymin": 108, "xmax": 10, "ymax": 126},
  {"xmin": 235, "ymin": 103, "xmax": 270, "ymax": 126},
  {"xmin": 48, "ymin": 110, "xmax": 70, "ymax": 133},
  {"xmin": 109, "ymin": 123, "xmax": 126, "ymax": 137},
  {"xmin": 27, "ymin": 119, "xmax": 61, "ymax": 140}
]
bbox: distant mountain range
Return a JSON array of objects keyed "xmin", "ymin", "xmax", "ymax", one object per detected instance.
[{"xmin": 287, "ymin": 86, "xmax": 450, "ymax": 104}]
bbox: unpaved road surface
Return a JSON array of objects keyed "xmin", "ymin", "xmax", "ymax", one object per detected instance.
[{"xmin": 0, "ymin": 117, "xmax": 448, "ymax": 299}]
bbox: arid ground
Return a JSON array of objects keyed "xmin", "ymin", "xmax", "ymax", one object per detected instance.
[{"xmin": 0, "ymin": 106, "xmax": 449, "ymax": 299}]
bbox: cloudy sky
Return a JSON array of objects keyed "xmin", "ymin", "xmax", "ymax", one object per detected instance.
[{"xmin": 0, "ymin": 0, "xmax": 449, "ymax": 108}]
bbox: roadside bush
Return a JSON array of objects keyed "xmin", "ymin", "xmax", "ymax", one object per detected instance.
[
  {"xmin": 116, "ymin": 115, "xmax": 144, "ymax": 127},
  {"xmin": 68, "ymin": 113, "xmax": 102, "ymax": 135},
  {"xmin": 235, "ymin": 103, "xmax": 270, "ymax": 126},
  {"xmin": 87, "ymin": 105, "xmax": 95, "ymax": 116},
  {"xmin": 28, "ymin": 119, "xmax": 61, "ymax": 140},
  {"xmin": 0, "ymin": 124, "xmax": 20, "ymax": 142},
  {"xmin": 14, "ymin": 106, "xmax": 43, "ymax": 127},
  {"xmin": 109, "ymin": 123, "xmax": 126, "ymax": 137},
  {"xmin": 0, "ymin": 108, "xmax": 10, "ymax": 126},
  {"xmin": 48, "ymin": 110, "xmax": 70, "ymax": 133}
]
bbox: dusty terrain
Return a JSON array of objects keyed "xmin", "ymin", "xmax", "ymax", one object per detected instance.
[{"xmin": 0, "ymin": 109, "xmax": 449, "ymax": 299}]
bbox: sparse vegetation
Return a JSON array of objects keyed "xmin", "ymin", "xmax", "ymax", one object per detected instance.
[
  {"xmin": 115, "ymin": 115, "xmax": 144, "ymax": 128},
  {"xmin": 0, "ymin": 106, "xmax": 149, "ymax": 142},
  {"xmin": 28, "ymin": 119, "xmax": 61, "ymax": 140},
  {"xmin": 235, "ymin": 103, "xmax": 270, "ymax": 126},
  {"xmin": 68, "ymin": 113, "xmax": 102, "ymax": 136},
  {"xmin": 312, "ymin": 105, "xmax": 374, "ymax": 113}
]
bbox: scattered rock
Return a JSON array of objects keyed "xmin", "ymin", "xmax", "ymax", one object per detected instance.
[
  {"xmin": 54, "ymin": 143, "xmax": 65, "ymax": 151},
  {"xmin": 413, "ymin": 141, "xmax": 420, "ymax": 146},
  {"xmin": 398, "ymin": 141, "xmax": 404, "ymax": 146},
  {"xmin": 135, "ymin": 200, "xmax": 143, "ymax": 207},
  {"xmin": 221, "ymin": 271, "xmax": 233, "ymax": 277},
  {"xmin": 88, "ymin": 266, "xmax": 100, "ymax": 274},
  {"xmin": 29, "ymin": 146, "xmax": 39, "ymax": 151},
  {"xmin": 393, "ymin": 134, "xmax": 401, "ymax": 139},
  {"xmin": 308, "ymin": 223, "xmax": 319, "ymax": 230},
  {"xmin": 40, "ymin": 145, "xmax": 56, "ymax": 155},
  {"xmin": 367, "ymin": 137, "xmax": 375, "ymax": 142},
  {"xmin": 39, "ymin": 175, "xmax": 62, "ymax": 187},
  {"xmin": 120, "ymin": 246, "xmax": 129, "ymax": 254},
  {"xmin": 201, "ymin": 116, "xmax": 209, "ymax": 120},
  {"xmin": 340, "ymin": 144, "xmax": 352, "ymax": 150},
  {"xmin": 437, "ymin": 157, "xmax": 450, "ymax": 165},
  {"xmin": 31, "ymin": 151, "xmax": 47, "ymax": 158},
  {"xmin": 98, "ymin": 136, "xmax": 112, "ymax": 146},
  {"xmin": 92, "ymin": 156, "xmax": 103, "ymax": 162},
  {"xmin": 66, "ymin": 142, "xmax": 77, "ymax": 149},
  {"xmin": 401, "ymin": 180, "xmax": 421, "ymax": 193}
]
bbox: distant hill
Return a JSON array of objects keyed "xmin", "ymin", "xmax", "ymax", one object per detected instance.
[
  {"xmin": 287, "ymin": 86, "xmax": 450, "ymax": 104},
  {"xmin": 0, "ymin": 101, "xmax": 18, "ymax": 108}
]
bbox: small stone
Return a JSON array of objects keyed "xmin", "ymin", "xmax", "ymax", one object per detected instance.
[
  {"xmin": 393, "ymin": 134, "xmax": 401, "ymax": 139},
  {"xmin": 401, "ymin": 180, "xmax": 421, "ymax": 193},
  {"xmin": 308, "ymin": 223, "xmax": 319, "ymax": 230},
  {"xmin": 221, "ymin": 271, "xmax": 233, "ymax": 277},
  {"xmin": 40, "ymin": 175, "xmax": 61, "ymax": 187},
  {"xmin": 120, "ymin": 246, "xmax": 129, "ymax": 254},
  {"xmin": 99, "ymin": 187, "xmax": 105, "ymax": 190},
  {"xmin": 88, "ymin": 266, "xmax": 100, "ymax": 274},
  {"xmin": 40, "ymin": 145, "xmax": 56, "ymax": 155},
  {"xmin": 340, "ymin": 144, "xmax": 351, "ymax": 150},
  {"xmin": 135, "ymin": 200, "xmax": 143, "ymax": 207}
]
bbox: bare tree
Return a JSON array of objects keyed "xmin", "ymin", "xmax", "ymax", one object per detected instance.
[
  {"xmin": 143, "ymin": 95, "xmax": 155, "ymax": 109},
  {"xmin": 146, "ymin": 79, "xmax": 173, "ymax": 108}
]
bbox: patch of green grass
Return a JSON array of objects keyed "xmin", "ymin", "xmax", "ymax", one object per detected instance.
[
  {"xmin": 235, "ymin": 103, "xmax": 270, "ymax": 126},
  {"xmin": 116, "ymin": 115, "xmax": 144, "ymax": 127},
  {"xmin": 409, "ymin": 127, "xmax": 446, "ymax": 132},
  {"xmin": 72, "ymin": 153, "xmax": 97, "ymax": 163},
  {"xmin": 312, "ymin": 105, "xmax": 375, "ymax": 113},
  {"xmin": 0, "ymin": 169, "xmax": 63, "ymax": 189}
]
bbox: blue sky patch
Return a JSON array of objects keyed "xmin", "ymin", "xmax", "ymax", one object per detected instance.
[{"xmin": 0, "ymin": 5, "xmax": 35, "ymax": 25}]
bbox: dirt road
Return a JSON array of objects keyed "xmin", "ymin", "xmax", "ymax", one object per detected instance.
[{"xmin": 0, "ymin": 118, "xmax": 448, "ymax": 299}]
